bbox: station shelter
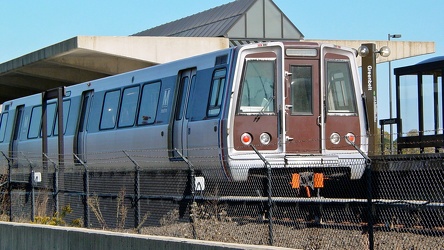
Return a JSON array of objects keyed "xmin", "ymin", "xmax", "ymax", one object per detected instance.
[{"xmin": 394, "ymin": 57, "xmax": 444, "ymax": 153}]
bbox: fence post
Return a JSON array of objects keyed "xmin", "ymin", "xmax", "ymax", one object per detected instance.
[
  {"xmin": 366, "ymin": 159, "xmax": 374, "ymax": 250},
  {"xmin": 250, "ymin": 145, "xmax": 273, "ymax": 246},
  {"xmin": 84, "ymin": 164, "xmax": 89, "ymax": 228},
  {"xmin": 122, "ymin": 151, "xmax": 141, "ymax": 232},
  {"xmin": 1, "ymin": 151, "xmax": 13, "ymax": 222},
  {"xmin": 134, "ymin": 164, "xmax": 140, "ymax": 232},
  {"xmin": 345, "ymin": 138, "xmax": 373, "ymax": 250},
  {"xmin": 74, "ymin": 154, "xmax": 89, "ymax": 228},
  {"xmin": 174, "ymin": 149, "xmax": 197, "ymax": 239},
  {"xmin": 55, "ymin": 166, "xmax": 59, "ymax": 216},
  {"xmin": 31, "ymin": 170, "xmax": 35, "ymax": 221},
  {"xmin": 20, "ymin": 152, "xmax": 35, "ymax": 222},
  {"xmin": 43, "ymin": 153, "xmax": 59, "ymax": 216}
]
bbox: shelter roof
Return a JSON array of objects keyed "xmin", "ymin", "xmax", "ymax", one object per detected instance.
[{"xmin": 395, "ymin": 55, "xmax": 444, "ymax": 76}]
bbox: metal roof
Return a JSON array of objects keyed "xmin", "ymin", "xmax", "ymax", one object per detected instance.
[
  {"xmin": 395, "ymin": 56, "xmax": 444, "ymax": 76},
  {"xmin": 132, "ymin": 0, "xmax": 304, "ymax": 45}
]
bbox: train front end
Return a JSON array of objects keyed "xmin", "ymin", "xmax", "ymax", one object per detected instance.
[{"xmin": 224, "ymin": 42, "xmax": 367, "ymax": 188}]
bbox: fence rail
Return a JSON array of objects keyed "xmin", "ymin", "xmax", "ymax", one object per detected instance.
[{"xmin": 0, "ymin": 149, "xmax": 443, "ymax": 249}]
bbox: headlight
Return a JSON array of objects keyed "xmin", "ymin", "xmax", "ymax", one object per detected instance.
[
  {"xmin": 330, "ymin": 132, "xmax": 341, "ymax": 145},
  {"xmin": 259, "ymin": 132, "xmax": 271, "ymax": 145}
]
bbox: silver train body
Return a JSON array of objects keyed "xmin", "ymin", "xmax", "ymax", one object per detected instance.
[{"xmin": 0, "ymin": 42, "xmax": 367, "ymax": 182}]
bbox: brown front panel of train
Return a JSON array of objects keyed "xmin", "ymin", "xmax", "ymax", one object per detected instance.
[
  {"xmin": 325, "ymin": 116, "xmax": 361, "ymax": 150},
  {"xmin": 233, "ymin": 115, "xmax": 278, "ymax": 150},
  {"xmin": 285, "ymin": 60, "xmax": 321, "ymax": 154}
]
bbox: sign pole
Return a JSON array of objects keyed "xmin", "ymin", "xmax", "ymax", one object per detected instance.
[{"xmin": 361, "ymin": 43, "xmax": 378, "ymax": 155}]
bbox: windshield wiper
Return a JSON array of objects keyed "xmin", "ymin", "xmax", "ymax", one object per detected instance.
[{"xmin": 254, "ymin": 95, "xmax": 274, "ymax": 122}]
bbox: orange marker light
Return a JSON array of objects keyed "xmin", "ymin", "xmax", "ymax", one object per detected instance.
[
  {"xmin": 241, "ymin": 133, "xmax": 252, "ymax": 145},
  {"xmin": 345, "ymin": 133, "xmax": 356, "ymax": 145}
]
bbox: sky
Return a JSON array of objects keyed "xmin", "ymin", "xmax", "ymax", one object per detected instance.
[{"xmin": 1, "ymin": 0, "xmax": 443, "ymax": 133}]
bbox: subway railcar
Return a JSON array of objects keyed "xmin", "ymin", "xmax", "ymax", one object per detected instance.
[{"xmin": 0, "ymin": 41, "xmax": 367, "ymax": 186}]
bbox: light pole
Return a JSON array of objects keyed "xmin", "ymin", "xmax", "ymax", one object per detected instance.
[
  {"xmin": 388, "ymin": 34, "xmax": 401, "ymax": 154},
  {"xmin": 358, "ymin": 44, "xmax": 390, "ymax": 155}
]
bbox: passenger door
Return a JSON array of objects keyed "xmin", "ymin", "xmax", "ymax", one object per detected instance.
[
  {"xmin": 10, "ymin": 105, "xmax": 24, "ymax": 166},
  {"xmin": 186, "ymin": 68, "xmax": 226, "ymax": 164},
  {"xmin": 285, "ymin": 60, "xmax": 321, "ymax": 153},
  {"xmin": 172, "ymin": 68, "xmax": 196, "ymax": 158},
  {"xmin": 74, "ymin": 90, "xmax": 93, "ymax": 163}
]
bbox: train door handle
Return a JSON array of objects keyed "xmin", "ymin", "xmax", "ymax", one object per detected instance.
[
  {"xmin": 188, "ymin": 128, "xmax": 191, "ymax": 135},
  {"xmin": 286, "ymin": 136, "xmax": 294, "ymax": 141},
  {"xmin": 317, "ymin": 116, "xmax": 321, "ymax": 126}
]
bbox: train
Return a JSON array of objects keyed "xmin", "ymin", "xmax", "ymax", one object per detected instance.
[{"xmin": 0, "ymin": 41, "xmax": 367, "ymax": 192}]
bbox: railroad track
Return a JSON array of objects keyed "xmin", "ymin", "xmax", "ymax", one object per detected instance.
[{"xmin": 192, "ymin": 195, "xmax": 444, "ymax": 236}]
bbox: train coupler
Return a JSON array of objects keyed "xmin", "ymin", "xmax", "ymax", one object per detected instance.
[{"xmin": 290, "ymin": 172, "xmax": 324, "ymax": 197}]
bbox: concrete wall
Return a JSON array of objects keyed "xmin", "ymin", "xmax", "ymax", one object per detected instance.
[{"xmin": 0, "ymin": 222, "xmax": 294, "ymax": 250}]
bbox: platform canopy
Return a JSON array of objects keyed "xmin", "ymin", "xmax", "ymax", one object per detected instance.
[{"xmin": 0, "ymin": 36, "xmax": 228, "ymax": 103}]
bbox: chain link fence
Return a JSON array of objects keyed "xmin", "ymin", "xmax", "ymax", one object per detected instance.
[{"xmin": 0, "ymin": 148, "xmax": 443, "ymax": 249}]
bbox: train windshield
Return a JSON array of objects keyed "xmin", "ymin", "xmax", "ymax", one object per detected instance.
[
  {"xmin": 238, "ymin": 58, "xmax": 276, "ymax": 113},
  {"xmin": 290, "ymin": 65, "xmax": 313, "ymax": 115},
  {"xmin": 326, "ymin": 60, "xmax": 357, "ymax": 114}
]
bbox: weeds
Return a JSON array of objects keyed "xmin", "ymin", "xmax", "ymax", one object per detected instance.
[
  {"xmin": 0, "ymin": 168, "xmax": 9, "ymax": 221},
  {"xmin": 87, "ymin": 195, "xmax": 107, "ymax": 229},
  {"xmin": 33, "ymin": 205, "xmax": 80, "ymax": 227},
  {"xmin": 135, "ymin": 211, "xmax": 150, "ymax": 232},
  {"xmin": 190, "ymin": 201, "xmax": 230, "ymax": 223},
  {"xmin": 116, "ymin": 188, "xmax": 127, "ymax": 229},
  {"xmin": 87, "ymin": 187, "xmax": 132, "ymax": 230},
  {"xmin": 35, "ymin": 191, "xmax": 49, "ymax": 218},
  {"xmin": 160, "ymin": 209, "xmax": 179, "ymax": 226},
  {"xmin": 190, "ymin": 187, "xmax": 231, "ymax": 223}
]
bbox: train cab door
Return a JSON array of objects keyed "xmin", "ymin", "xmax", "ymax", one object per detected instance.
[
  {"xmin": 285, "ymin": 60, "xmax": 321, "ymax": 154},
  {"xmin": 323, "ymin": 52, "xmax": 361, "ymax": 151},
  {"xmin": 10, "ymin": 105, "xmax": 24, "ymax": 165},
  {"xmin": 74, "ymin": 90, "xmax": 93, "ymax": 163},
  {"xmin": 172, "ymin": 68, "xmax": 196, "ymax": 158}
]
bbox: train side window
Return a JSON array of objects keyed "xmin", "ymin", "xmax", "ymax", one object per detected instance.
[
  {"xmin": 185, "ymin": 75, "xmax": 197, "ymax": 120},
  {"xmin": 53, "ymin": 100, "xmax": 71, "ymax": 135},
  {"xmin": 44, "ymin": 103, "xmax": 57, "ymax": 137},
  {"xmin": 290, "ymin": 66, "xmax": 313, "ymax": 115},
  {"xmin": 176, "ymin": 77, "xmax": 189, "ymax": 121},
  {"xmin": 18, "ymin": 107, "xmax": 28, "ymax": 140},
  {"xmin": 138, "ymin": 81, "xmax": 161, "ymax": 125},
  {"xmin": 118, "ymin": 86, "xmax": 140, "ymax": 128},
  {"xmin": 238, "ymin": 59, "xmax": 276, "ymax": 113},
  {"xmin": 326, "ymin": 61, "xmax": 356, "ymax": 113},
  {"xmin": 100, "ymin": 90, "xmax": 120, "ymax": 130},
  {"xmin": 207, "ymin": 69, "xmax": 226, "ymax": 117},
  {"xmin": 0, "ymin": 112, "xmax": 9, "ymax": 142},
  {"xmin": 28, "ymin": 106, "xmax": 42, "ymax": 139}
]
